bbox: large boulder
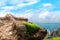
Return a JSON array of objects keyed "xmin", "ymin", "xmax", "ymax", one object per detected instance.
[
  {"xmin": 0, "ymin": 14, "xmax": 47, "ymax": 40},
  {"xmin": 0, "ymin": 14, "xmax": 27, "ymax": 40}
]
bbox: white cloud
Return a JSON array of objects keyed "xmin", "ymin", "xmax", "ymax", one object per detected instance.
[
  {"xmin": 0, "ymin": 7, "xmax": 33, "ymax": 18},
  {"xmin": 39, "ymin": 11, "xmax": 49, "ymax": 19},
  {"xmin": 0, "ymin": 0, "xmax": 39, "ymax": 6},
  {"xmin": 0, "ymin": 11, "xmax": 9, "ymax": 17},
  {"xmin": 14, "ymin": 0, "xmax": 39, "ymax": 9},
  {"xmin": 0, "ymin": 13, "xmax": 6, "ymax": 17},
  {"xmin": 38, "ymin": 10, "xmax": 60, "ymax": 23},
  {"xmin": 26, "ymin": 0, "xmax": 39, "ymax": 5},
  {"xmin": 2, "ymin": 6, "xmax": 15, "ymax": 11},
  {"xmin": 0, "ymin": 10, "xmax": 13, "ymax": 17},
  {"xmin": 43, "ymin": 3, "xmax": 52, "ymax": 7},
  {"xmin": 24, "ymin": 13, "xmax": 33, "ymax": 18},
  {"xmin": 23, "ymin": 0, "xmax": 39, "ymax": 4},
  {"xmin": 0, "ymin": 0, "xmax": 39, "ymax": 12},
  {"xmin": 14, "ymin": 13, "xmax": 33, "ymax": 18}
]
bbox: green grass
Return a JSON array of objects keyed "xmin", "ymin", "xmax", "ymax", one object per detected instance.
[
  {"xmin": 44, "ymin": 37, "xmax": 60, "ymax": 40},
  {"xmin": 23, "ymin": 22, "xmax": 40, "ymax": 36}
]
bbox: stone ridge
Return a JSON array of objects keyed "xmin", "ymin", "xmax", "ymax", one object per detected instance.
[
  {"xmin": 0, "ymin": 14, "xmax": 28, "ymax": 22},
  {"xmin": 0, "ymin": 14, "xmax": 47, "ymax": 40}
]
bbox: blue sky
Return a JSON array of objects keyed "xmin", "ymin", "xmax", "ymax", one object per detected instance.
[{"xmin": 0, "ymin": 0, "xmax": 60, "ymax": 23}]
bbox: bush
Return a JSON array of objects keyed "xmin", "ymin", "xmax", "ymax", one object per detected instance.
[{"xmin": 23, "ymin": 22, "xmax": 40, "ymax": 36}]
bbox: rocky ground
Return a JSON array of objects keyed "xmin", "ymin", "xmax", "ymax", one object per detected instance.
[
  {"xmin": 0, "ymin": 14, "xmax": 47, "ymax": 40},
  {"xmin": 50, "ymin": 27, "xmax": 60, "ymax": 37}
]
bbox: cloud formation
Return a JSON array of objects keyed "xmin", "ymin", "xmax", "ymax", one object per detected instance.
[
  {"xmin": 39, "ymin": 11, "xmax": 49, "ymax": 19},
  {"xmin": 0, "ymin": 0, "xmax": 60, "ymax": 23},
  {"xmin": 0, "ymin": 0, "xmax": 39, "ymax": 17},
  {"xmin": 43, "ymin": 3, "xmax": 52, "ymax": 7},
  {"xmin": 15, "ymin": 13, "xmax": 33, "ymax": 18},
  {"xmin": 0, "ymin": 0, "xmax": 39, "ymax": 10}
]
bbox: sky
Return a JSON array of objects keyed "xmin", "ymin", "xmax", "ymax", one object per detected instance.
[{"xmin": 0, "ymin": 0, "xmax": 60, "ymax": 23}]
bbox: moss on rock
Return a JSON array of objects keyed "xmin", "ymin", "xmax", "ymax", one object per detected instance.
[{"xmin": 23, "ymin": 22, "xmax": 40, "ymax": 36}]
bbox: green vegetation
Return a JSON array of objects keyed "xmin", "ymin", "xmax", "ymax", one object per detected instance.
[
  {"xmin": 23, "ymin": 22, "xmax": 40, "ymax": 36},
  {"xmin": 44, "ymin": 37, "xmax": 60, "ymax": 40}
]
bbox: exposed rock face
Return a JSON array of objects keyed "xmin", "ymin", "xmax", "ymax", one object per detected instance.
[
  {"xmin": 51, "ymin": 27, "xmax": 60, "ymax": 37},
  {"xmin": 0, "ymin": 14, "xmax": 47, "ymax": 40},
  {"xmin": 27, "ymin": 28, "xmax": 47, "ymax": 40},
  {"xmin": 0, "ymin": 14, "xmax": 27, "ymax": 40}
]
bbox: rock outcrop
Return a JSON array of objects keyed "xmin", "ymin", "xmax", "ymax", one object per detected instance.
[
  {"xmin": 0, "ymin": 14, "xmax": 47, "ymax": 40},
  {"xmin": 0, "ymin": 14, "xmax": 27, "ymax": 40},
  {"xmin": 27, "ymin": 28, "xmax": 47, "ymax": 40},
  {"xmin": 50, "ymin": 27, "xmax": 60, "ymax": 37}
]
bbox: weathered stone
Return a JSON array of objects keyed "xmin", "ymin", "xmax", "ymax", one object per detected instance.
[
  {"xmin": 51, "ymin": 27, "xmax": 60, "ymax": 37},
  {"xmin": 26, "ymin": 28, "xmax": 47, "ymax": 40},
  {"xmin": 0, "ymin": 14, "xmax": 47, "ymax": 40},
  {"xmin": 0, "ymin": 14, "xmax": 27, "ymax": 40}
]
